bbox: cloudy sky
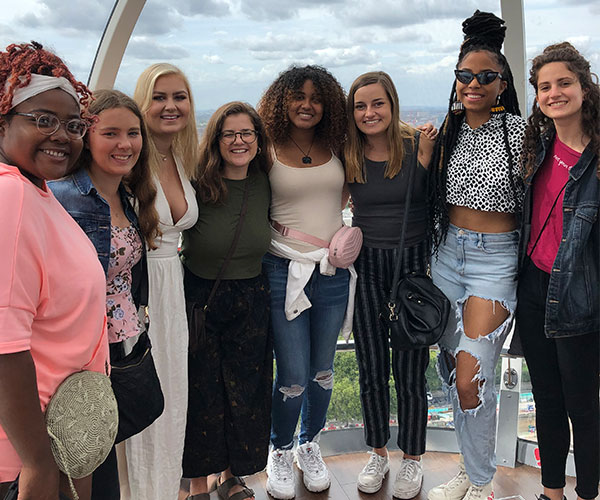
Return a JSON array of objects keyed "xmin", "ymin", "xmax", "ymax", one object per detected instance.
[{"xmin": 1, "ymin": 0, "xmax": 599, "ymax": 113}]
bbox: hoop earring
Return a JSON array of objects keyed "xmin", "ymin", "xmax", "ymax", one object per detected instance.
[
  {"xmin": 491, "ymin": 95, "xmax": 505, "ymax": 114},
  {"xmin": 257, "ymin": 146, "xmax": 262, "ymax": 155},
  {"xmin": 451, "ymin": 100, "xmax": 464, "ymax": 115}
]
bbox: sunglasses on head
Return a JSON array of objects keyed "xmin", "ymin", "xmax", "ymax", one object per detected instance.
[{"xmin": 454, "ymin": 69, "xmax": 503, "ymax": 85}]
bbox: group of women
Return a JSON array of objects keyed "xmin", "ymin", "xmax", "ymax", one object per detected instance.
[{"xmin": 0, "ymin": 8, "xmax": 598, "ymax": 500}]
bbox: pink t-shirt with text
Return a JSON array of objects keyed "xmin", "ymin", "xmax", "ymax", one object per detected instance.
[
  {"xmin": 527, "ymin": 137, "xmax": 581, "ymax": 273},
  {"xmin": 0, "ymin": 163, "xmax": 109, "ymax": 481}
]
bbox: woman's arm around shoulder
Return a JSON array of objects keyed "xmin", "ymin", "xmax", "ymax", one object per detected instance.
[{"xmin": 417, "ymin": 133, "xmax": 435, "ymax": 169}]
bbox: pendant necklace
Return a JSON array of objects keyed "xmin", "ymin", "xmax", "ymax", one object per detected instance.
[{"xmin": 289, "ymin": 135, "xmax": 315, "ymax": 164}]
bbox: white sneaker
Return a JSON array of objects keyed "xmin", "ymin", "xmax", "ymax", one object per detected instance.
[
  {"xmin": 266, "ymin": 448, "xmax": 295, "ymax": 499},
  {"xmin": 295, "ymin": 442, "xmax": 331, "ymax": 492},
  {"xmin": 463, "ymin": 482, "xmax": 493, "ymax": 500},
  {"xmin": 357, "ymin": 451, "xmax": 390, "ymax": 493},
  {"xmin": 393, "ymin": 458, "xmax": 423, "ymax": 499},
  {"xmin": 427, "ymin": 459, "xmax": 471, "ymax": 500}
]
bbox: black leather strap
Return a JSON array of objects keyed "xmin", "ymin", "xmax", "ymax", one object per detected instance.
[
  {"xmin": 389, "ymin": 132, "xmax": 420, "ymax": 302},
  {"xmin": 204, "ymin": 176, "xmax": 251, "ymax": 311}
]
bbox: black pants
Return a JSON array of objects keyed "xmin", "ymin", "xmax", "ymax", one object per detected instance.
[
  {"xmin": 182, "ymin": 269, "xmax": 272, "ymax": 477},
  {"xmin": 517, "ymin": 258, "xmax": 599, "ymax": 499},
  {"xmin": 353, "ymin": 242, "xmax": 430, "ymax": 455},
  {"xmin": 91, "ymin": 340, "xmax": 128, "ymax": 499},
  {"xmin": 91, "ymin": 447, "xmax": 119, "ymax": 500}
]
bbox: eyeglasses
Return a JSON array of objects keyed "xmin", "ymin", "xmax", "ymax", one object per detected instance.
[
  {"xmin": 219, "ymin": 130, "xmax": 258, "ymax": 145},
  {"xmin": 454, "ymin": 70, "xmax": 503, "ymax": 86},
  {"xmin": 10, "ymin": 112, "xmax": 88, "ymax": 139}
]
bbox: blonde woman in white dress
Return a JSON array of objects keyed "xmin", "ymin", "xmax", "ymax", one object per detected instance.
[{"xmin": 118, "ymin": 63, "xmax": 200, "ymax": 500}]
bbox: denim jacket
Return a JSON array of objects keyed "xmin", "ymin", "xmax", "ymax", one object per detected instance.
[
  {"xmin": 518, "ymin": 130, "xmax": 599, "ymax": 338},
  {"xmin": 48, "ymin": 169, "xmax": 149, "ymax": 308}
]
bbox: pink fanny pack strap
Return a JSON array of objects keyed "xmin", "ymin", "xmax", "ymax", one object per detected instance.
[{"xmin": 271, "ymin": 220, "xmax": 330, "ymax": 248}]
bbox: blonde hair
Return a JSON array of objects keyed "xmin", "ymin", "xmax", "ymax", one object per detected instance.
[
  {"xmin": 133, "ymin": 63, "xmax": 199, "ymax": 179},
  {"xmin": 345, "ymin": 71, "xmax": 414, "ymax": 183}
]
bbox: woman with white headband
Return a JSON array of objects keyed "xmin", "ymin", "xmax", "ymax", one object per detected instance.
[{"xmin": 0, "ymin": 42, "xmax": 109, "ymax": 500}]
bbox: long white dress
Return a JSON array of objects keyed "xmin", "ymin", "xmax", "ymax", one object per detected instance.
[{"xmin": 121, "ymin": 158, "xmax": 198, "ymax": 500}]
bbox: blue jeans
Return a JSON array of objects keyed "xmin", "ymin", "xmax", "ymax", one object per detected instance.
[
  {"xmin": 263, "ymin": 253, "xmax": 350, "ymax": 449},
  {"xmin": 431, "ymin": 224, "xmax": 519, "ymax": 486}
]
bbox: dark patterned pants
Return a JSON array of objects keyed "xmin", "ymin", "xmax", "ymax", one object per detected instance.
[
  {"xmin": 353, "ymin": 241, "xmax": 430, "ymax": 455},
  {"xmin": 182, "ymin": 268, "xmax": 272, "ymax": 477}
]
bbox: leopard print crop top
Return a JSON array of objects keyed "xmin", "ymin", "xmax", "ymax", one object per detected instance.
[{"xmin": 446, "ymin": 113, "xmax": 527, "ymax": 213}]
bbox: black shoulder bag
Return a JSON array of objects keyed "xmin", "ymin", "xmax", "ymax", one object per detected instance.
[
  {"xmin": 380, "ymin": 134, "xmax": 451, "ymax": 350},
  {"xmin": 110, "ymin": 308, "xmax": 165, "ymax": 443}
]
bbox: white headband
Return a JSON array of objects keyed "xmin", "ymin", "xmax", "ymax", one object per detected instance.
[{"xmin": 9, "ymin": 74, "xmax": 80, "ymax": 110}]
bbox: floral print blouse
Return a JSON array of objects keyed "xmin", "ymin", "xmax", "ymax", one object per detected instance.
[{"xmin": 106, "ymin": 225, "xmax": 143, "ymax": 343}]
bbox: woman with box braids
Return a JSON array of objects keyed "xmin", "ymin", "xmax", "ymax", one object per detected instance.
[{"xmin": 427, "ymin": 11, "xmax": 527, "ymax": 500}]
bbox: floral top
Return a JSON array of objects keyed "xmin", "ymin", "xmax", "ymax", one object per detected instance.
[{"xmin": 106, "ymin": 225, "xmax": 143, "ymax": 343}]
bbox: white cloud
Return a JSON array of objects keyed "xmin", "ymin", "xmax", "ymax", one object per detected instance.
[
  {"xmin": 126, "ymin": 37, "xmax": 189, "ymax": 60},
  {"xmin": 404, "ymin": 55, "xmax": 456, "ymax": 75},
  {"xmin": 340, "ymin": 0, "xmax": 497, "ymax": 27},
  {"xmin": 203, "ymin": 54, "xmax": 223, "ymax": 64},
  {"xmin": 314, "ymin": 46, "xmax": 379, "ymax": 67},
  {"xmin": 17, "ymin": 0, "xmax": 111, "ymax": 34}
]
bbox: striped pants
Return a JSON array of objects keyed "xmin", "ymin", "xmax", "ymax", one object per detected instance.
[{"xmin": 353, "ymin": 241, "xmax": 430, "ymax": 455}]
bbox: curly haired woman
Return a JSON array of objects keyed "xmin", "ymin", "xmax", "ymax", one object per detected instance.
[
  {"xmin": 515, "ymin": 42, "xmax": 599, "ymax": 500},
  {"xmin": 257, "ymin": 65, "xmax": 352, "ymax": 499}
]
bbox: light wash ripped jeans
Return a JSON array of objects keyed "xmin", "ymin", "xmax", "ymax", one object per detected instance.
[{"xmin": 431, "ymin": 224, "xmax": 519, "ymax": 487}]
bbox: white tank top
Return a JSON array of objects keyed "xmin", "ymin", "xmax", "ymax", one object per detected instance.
[{"xmin": 269, "ymin": 151, "xmax": 345, "ymax": 254}]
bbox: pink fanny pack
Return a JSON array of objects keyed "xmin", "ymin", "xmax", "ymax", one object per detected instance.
[{"xmin": 271, "ymin": 220, "xmax": 363, "ymax": 269}]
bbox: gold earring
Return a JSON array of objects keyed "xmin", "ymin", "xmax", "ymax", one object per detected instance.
[{"xmin": 491, "ymin": 95, "xmax": 505, "ymax": 114}]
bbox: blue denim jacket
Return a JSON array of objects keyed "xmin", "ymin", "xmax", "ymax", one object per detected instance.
[
  {"xmin": 48, "ymin": 169, "xmax": 149, "ymax": 308},
  {"xmin": 518, "ymin": 130, "xmax": 599, "ymax": 338}
]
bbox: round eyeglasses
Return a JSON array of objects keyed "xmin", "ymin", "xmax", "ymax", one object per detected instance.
[
  {"xmin": 454, "ymin": 70, "xmax": 503, "ymax": 86},
  {"xmin": 10, "ymin": 112, "xmax": 88, "ymax": 139},
  {"xmin": 219, "ymin": 130, "xmax": 258, "ymax": 145}
]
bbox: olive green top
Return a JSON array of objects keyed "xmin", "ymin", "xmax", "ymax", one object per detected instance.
[{"xmin": 180, "ymin": 169, "xmax": 271, "ymax": 280}]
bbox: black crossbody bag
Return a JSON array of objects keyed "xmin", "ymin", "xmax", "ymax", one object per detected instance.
[
  {"xmin": 110, "ymin": 307, "xmax": 164, "ymax": 444},
  {"xmin": 380, "ymin": 134, "xmax": 451, "ymax": 350}
]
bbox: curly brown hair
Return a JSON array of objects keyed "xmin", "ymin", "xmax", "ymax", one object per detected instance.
[
  {"xmin": 523, "ymin": 42, "xmax": 600, "ymax": 179},
  {"xmin": 195, "ymin": 101, "xmax": 271, "ymax": 204},
  {"xmin": 71, "ymin": 90, "xmax": 161, "ymax": 249},
  {"xmin": 0, "ymin": 41, "xmax": 92, "ymax": 115},
  {"xmin": 257, "ymin": 65, "xmax": 347, "ymax": 151}
]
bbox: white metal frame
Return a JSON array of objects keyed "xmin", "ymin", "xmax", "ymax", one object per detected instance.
[
  {"xmin": 501, "ymin": 0, "xmax": 528, "ymax": 115},
  {"xmin": 87, "ymin": 0, "xmax": 146, "ymax": 91}
]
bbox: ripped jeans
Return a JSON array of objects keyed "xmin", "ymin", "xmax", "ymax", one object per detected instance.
[
  {"xmin": 431, "ymin": 224, "xmax": 519, "ymax": 486},
  {"xmin": 263, "ymin": 253, "xmax": 349, "ymax": 449}
]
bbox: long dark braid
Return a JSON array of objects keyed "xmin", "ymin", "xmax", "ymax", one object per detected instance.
[{"xmin": 429, "ymin": 10, "xmax": 522, "ymax": 252}]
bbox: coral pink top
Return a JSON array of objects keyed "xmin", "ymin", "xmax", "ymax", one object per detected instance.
[{"xmin": 0, "ymin": 163, "xmax": 109, "ymax": 481}]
